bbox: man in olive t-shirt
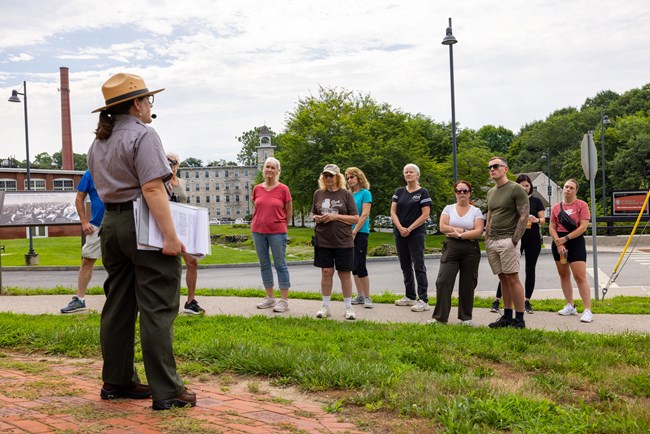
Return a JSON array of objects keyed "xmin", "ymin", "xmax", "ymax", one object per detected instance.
[{"xmin": 485, "ymin": 156, "xmax": 529, "ymax": 329}]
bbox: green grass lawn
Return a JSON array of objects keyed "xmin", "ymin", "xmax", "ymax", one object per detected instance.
[
  {"xmin": 0, "ymin": 312, "xmax": 647, "ymax": 433},
  {"xmin": 0, "ymin": 225, "xmax": 451, "ymax": 267}
]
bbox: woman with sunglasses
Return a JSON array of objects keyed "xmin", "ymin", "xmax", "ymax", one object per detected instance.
[
  {"xmin": 312, "ymin": 164, "xmax": 359, "ymax": 320},
  {"xmin": 345, "ymin": 167, "xmax": 373, "ymax": 309},
  {"xmin": 490, "ymin": 174, "xmax": 545, "ymax": 314},
  {"xmin": 391, "ymin": 163, "xmax": 432, "ymax": 312},
  {"xmin": 429, "ymin": 181, "xmax": 484, "ymax": 325},
  {"xmin": 165, "ymin": 152, "xmax": 204, "ymax": 316}
]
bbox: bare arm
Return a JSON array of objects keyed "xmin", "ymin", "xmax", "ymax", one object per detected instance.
[
  {"xmin": 353, "ymin": 202, "xmax": 371, "ymax": 235},
  {"xmin": 284, "ymin": 200, "xmax": 293, "ymax": 227},
  {"xmin": 141, "ymin": 178, "xmax": 183, "ymax": 256},
  {"xmin": 554, "ymin": 219, "xmax": 589, "ymax": 248},
  {"xmin": 535, "ymin": 210, "xmax": 546, "ymax": 226},
  {"xmin": 512, "ymin": 203, "xmax": 529, "ymax": 244},
  {"xmin": 75, "ymin": 191, "xmax": 94, "ymax": 235},
  {"xmin": 390, "ymin": 202, "xmax": 403, "ymax": 231}
]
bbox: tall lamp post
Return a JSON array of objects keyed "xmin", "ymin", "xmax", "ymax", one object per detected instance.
[
  {"xmin": 541, "ymin": 150, "xmax": 552, "ymax": 215},
  {"xmin": 600, "ymin": 108, "xmax": 611, "ymax": 215},
  {"xmin": 8, "ymin": 81, "xmax": 38, "ymax": 263},
  {"xmin": 442, "ymin": 17, "xmax": 458, "ymax": 183}
]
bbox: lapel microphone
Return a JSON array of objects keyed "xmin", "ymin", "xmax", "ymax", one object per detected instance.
[{"xmin": 151, "ymin": 114, "xmax": 157, "ymax": 119}]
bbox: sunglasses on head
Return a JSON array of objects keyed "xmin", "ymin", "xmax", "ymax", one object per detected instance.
[
  {"xmin": 168, "ymin": 159, "xmax": 178, "ymax": 166},
  {"xmin": 487, "ymin": 163, "xmax": 505, "ymax": 170},
  {"xmin": 455, "ymin": 189, "xmax": 469, "ymax": 194}
]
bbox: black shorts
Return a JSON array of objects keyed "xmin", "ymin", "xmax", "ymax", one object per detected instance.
[
  {"xmin": 551, "ymin": 233, "xmax": 587, "ymax": 263},
  {"xmin": 352, "ymin": 232, "xmax": 369, "ymax": 277},
  {"xmin": 314, "ymin": 246, "xmax": 354, "ymax": 271}
]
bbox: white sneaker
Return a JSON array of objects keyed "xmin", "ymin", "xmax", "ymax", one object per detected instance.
[
  {"xmin": 558, "ymin": 303, "xmax": 577, "ymax": 316},
  {"xmin": 364, "ymin": 297, "xmax": 373, "ymax": 309},
  {"xmin": 580, "ymin": 309, "xmax": 593, "ymax": 323},
  {"xmin": 460, "ymin": 320, "xmax": 473, "ymax": 326},
  {"xmin": 273, "ymin": 299, "xmax": 289, "ymax": 313},
  {"xmin": 316, "ymin": 305, "xmax": 331, "ymax": 318},
  {"xmin": 395, "ymin": 296, "xmax": 417, "ymax": 306},
  {"xmin": 426, "ymin": 318, "xmax": 444, "ymax": 325},
  {"xmin": 411, "ymin": 300, "xmax": 430, "ymax": 312},
  {"xmin": 344, "ymin": 307, "xmax": 356, "ymax": 320},
  {"xmin": 256, "ymin": 297, "xmax": 276, "ymax": 309}
]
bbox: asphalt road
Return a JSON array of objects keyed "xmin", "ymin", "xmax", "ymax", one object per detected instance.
[{"xmin": 3, "ymin": 250, "xmax": 649, "ymax": 299}]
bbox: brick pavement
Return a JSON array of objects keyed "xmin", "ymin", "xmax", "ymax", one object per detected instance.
[{"xmin": 0, "ymin": 353, "xmax": 363, "ymax": 434}]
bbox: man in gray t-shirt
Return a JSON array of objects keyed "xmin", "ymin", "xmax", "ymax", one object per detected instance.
[{"xmin": 485, "ymin": 156, "xmax": 529, "ymax": 329}]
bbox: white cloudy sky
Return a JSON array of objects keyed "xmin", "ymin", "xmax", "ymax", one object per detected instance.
[{"xmin": 1, "ymin": 0, "xmax": 648, "ymax": 165}]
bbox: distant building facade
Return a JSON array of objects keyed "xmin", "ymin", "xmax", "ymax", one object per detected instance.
[{"xmin": 178, "ymin": 126, "xmax": 275, "ymax": 221}]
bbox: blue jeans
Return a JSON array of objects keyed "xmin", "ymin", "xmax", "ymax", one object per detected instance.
[{"xmin": 252, "ymin": 232, "xmax": 290, "ymax": 289}]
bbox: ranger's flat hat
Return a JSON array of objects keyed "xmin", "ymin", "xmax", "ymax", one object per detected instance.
[{"xmin": 92, "ymin": 73, "xmax": 164, "ymax": 113}]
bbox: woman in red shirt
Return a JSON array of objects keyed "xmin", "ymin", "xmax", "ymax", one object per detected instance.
[{"xmin": 252, "ymin": 157, "xmax": 293, "ymax": 313}]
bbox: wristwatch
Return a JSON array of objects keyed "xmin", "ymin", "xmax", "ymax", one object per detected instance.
[
  {"xmin": 565, "ymin": 235, "xmax": 570, "ymax": 241},
  {"xmin": 457, "ymin": 233, "xmax": 462, "ymax": 240}
]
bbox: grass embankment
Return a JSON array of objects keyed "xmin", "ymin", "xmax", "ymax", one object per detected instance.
[
  {"xmin": 0, "ymin": 225, "xmax": 449, "ymax": 266},
  {"xmin": 0, "ymin": 312, "xmax": 648, "ymax": 433}
]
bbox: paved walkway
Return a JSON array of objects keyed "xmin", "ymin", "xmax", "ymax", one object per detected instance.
[{"xmin": 0, "ymin": 351, "xmax": 362, "ymax": 433}]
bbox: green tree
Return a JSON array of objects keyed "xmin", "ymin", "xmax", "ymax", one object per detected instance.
[
  {"xmin": 277, "ymin": 87, "xmax": 448, "ymax": 224},
  {"xmin": 475, "ymin": 125, "xmax": 515, "ymax": 155},
  {"xmin": 180, "ymin": 157, "xmax": 203, "ymax": 167},
  {"xmin": 31, "ymin": 152, "xmax": 54, "ymax": 169},
  {"xmin": 607, "ymin": 113, "xmax": 650, "ymax": 190},
  {"xmin": 52, "ymin": 151, "xmax": 88, "ymax": 170}
]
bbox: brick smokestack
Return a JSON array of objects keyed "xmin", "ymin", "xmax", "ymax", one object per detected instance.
[{"xmin": 60, "ymin": 67, "xmax": 74, "ymax": 170}]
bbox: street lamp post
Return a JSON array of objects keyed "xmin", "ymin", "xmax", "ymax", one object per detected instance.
[
  {"xmin": 442, "ymin": 17, "xmax": 458, "ymax": 183},
  {"xmin": 8, "ymin": 81, "xmax": 38, "ymax": 264},
  {"xmin": 600, "ymin": 108, "xmax": 611, "ymax": 215}
]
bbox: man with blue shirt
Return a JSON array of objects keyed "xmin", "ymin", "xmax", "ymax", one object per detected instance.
[{"xmin": 61, "ymin": 170, "xmax": 105, "ymax": 313}]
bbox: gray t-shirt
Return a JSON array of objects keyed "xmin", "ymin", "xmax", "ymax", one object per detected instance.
[
  {"xmin": 487, "ymin": 180, "xmax": 529, "ymax": 240},
  {"xmin": 311, "ymin": 188, "xmax": 358, "ymax": 248},
  {"xmin": 88, "ymin": 115, "xmax": 172, "ymax": 203}
]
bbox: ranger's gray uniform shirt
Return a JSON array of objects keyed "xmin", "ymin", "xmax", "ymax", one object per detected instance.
[{"xmin": 88, "ymin": 115, "xmax": 171, "ymax": 203}]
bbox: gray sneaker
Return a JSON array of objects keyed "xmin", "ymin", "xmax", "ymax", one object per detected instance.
[
  {"xmin": 364, "ymin": 297, "xmax": 373, "ymax": 309},
  {"xmin": 61, "ymin": 296, "xmax": 86, "ymax": 314},
  {"xmin": 395, "ymin": 296, "xmax": 417, "ymax": 306},
  {"xmin": 273, "ymin": 299, "xmax": 289, "ymax": 313},
  {"xmin": 351, "ymin": 294, "xmax": 365, "ymax": 305},
  {"xmin": 411, "ymin": 299, "xmax": 430, "ymax": 312},
  {"xmin": 256, "ymin": 297, "xmax": 276, "ymax": 309}
]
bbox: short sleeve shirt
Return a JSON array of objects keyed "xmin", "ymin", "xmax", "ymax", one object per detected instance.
[
  {"xmin": 77, "ymin": 170, "xmax": 105, "ymax": 227},
  {"xmin": 551, "ymin": 199, "xmax": 590, "ymax": 233},
  {"xmin": 311, "ymin": 188, "xmax": 358, "ymax": 248},
  {"xmin": 251, "ymin": 183, "xmax": 292, "ymax": 234},
  {"xmin": 88, "ymin": 115, "xmax": 172, "ymax": 203},
  {"xmin": 487, "ymin": 181, "xmax": 529, "ymax": 240},
  {"xmin": 352, "ymin": 188, "xmax": 372, "ymax": 234},
  {"xmin": 442, "ymin": 204, "xmax": 483, "ymax": 231},
  {"xmin": 392, "ymin": 187, "xmax": 432, "ymax": 235}
]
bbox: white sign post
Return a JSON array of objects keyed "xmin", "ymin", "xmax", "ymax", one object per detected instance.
[{"xmin": 581, "ymin": 132, "xmax": 600, "ymax": 300}]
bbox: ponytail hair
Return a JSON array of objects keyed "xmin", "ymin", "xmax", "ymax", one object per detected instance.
[{"xmin": 93, "ymin": 97, "xmax": 141, "ymax": 140}]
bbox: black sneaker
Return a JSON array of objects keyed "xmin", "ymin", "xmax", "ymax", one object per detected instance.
[
  {"xmin": 490, "ymin": 300, "xmax": 501, "ymax": 313},
  {"xmin": 511, "ymin": 318, "xmax": 526, "ymax": 329},
  {"xmin": 525, "ymin": 300, "xmax": 534, "ymax": 314},
  {"xmin": 184, "ymin": 299, "xmax": 205, "ymax": 315},
  {"xmin": 488, "ymin": 315, "xmax": 512, "ymax": 328}
]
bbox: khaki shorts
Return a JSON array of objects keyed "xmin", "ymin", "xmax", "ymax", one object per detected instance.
[
  {"xmin": 486, "ymin": 238, "xmax": 520, "ymax": 275},
  {"xmin": 81, "ymin": 225, "xmax": 102, "ymax": 259}
]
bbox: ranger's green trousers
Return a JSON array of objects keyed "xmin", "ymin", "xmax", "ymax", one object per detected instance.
[{"xmin": 100, "ymin": 205, "xmax": 184, "ymax": 401}]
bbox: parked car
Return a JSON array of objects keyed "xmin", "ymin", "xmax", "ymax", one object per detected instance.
[{"xmin": 209, "ymin": 218, "xmax": 221, "ymax": 225}]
